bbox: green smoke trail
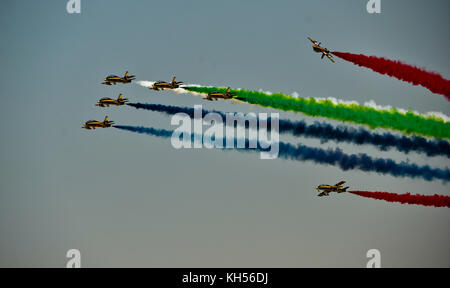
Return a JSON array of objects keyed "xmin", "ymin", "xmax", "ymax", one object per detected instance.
[{"xmin": 183, "ymin": 86, "xmax": 450, "ymax": 139}]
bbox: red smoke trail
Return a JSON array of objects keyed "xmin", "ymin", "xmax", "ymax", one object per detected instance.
[
  {"xmin": 333, "ymin": 52, "xmax": 450, "ymax": 101},
  {"xmin": 350, "ymin": 191, "xmax": 450, "ymax": 208}
]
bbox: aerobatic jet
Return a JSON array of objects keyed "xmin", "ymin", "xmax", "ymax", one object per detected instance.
[
  {"xmin": 96, "ymin": 94, "xmax": 129, "ymax": 107},
  {"xmin": 307, "ymin": 37, "xmax": 335, "ymax": 63},
  {"xmin": 151, "ymin": 77, "xmax": 183, "ymax": 91},
  {"xmin": 102, "ymin": 71, "xmax": 136, "ymax": 85},
  {"xmin": 204, "ymin": 87, "xmax": 237, "ymax": 101},
  {"xmin": 315, "ymin": 181, "xmax": 349, "ymax": 197},
  {"xmin": 82, "ymin": 116, "xmax": 115, "ymax": 130}
]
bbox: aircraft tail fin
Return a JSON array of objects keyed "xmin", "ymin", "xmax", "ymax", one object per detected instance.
[
  {"xmin": 104, "ymin": 116, "xmax": 109, "ymax": 122},
  {"xmin": 124, "ymin": 71, "xmax": 129, "ymax": 78},
  {"xmin": 321, "ymin": 54, "xmax": 325, "ymax": 59},
  {"xmin": 118, "ymin": 94, "xmax": 123, "ymax": 100},
  {"xmin": 226, "ymin": 87, "xmax": 230, "ymax": 93},
  {"xmin": 343, "ymin": 187, "xmax": 349, "ymax": 192},
  {"xmin": 172, "ymin": 76, "xmax": 177, "ymax": 84}
]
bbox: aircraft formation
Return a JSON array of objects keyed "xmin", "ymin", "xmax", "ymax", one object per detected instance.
[
  {"xmin": 84, "ymin": 36, "xmax": 330, "ymax": 127},
  {"xmin": 205, "ymin": 87, "xmax": 237, "ymax": 101},
  {"xmin": 96, "ymin": 93, "xmax": 129, "ymax": 107},
  {"xmin": 83, "ymin": 40, "xmax": 342, "ymax": 195},
  {"xmin": 83, "ymin": 71, "xmax": 133, "ymax": 130},
  {"xmin": 83, "ymin": 72, "xmax": 245, "ymax": 130}
]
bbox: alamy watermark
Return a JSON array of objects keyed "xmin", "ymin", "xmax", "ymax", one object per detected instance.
[
  {"xmin": 170, "ymin": 105, "xmax": 279, "ymax": 159},
  {"xmin": 366, "ymin": 0, "xmax": 381, "ymax": 14},
  {"xmin": 66, "ymin": 248, "xmax": 81, "ymax": 268},
  {"xmin": 366, "ymin": 249, "xmax": 381, "ymax": 268},
  {"xmin": 66, "ymin": 0, "xmax": 81, "ymax": 14},
  {"xmin": 67, "ymin": 1, "xmax": 380, "ymax": 15}
]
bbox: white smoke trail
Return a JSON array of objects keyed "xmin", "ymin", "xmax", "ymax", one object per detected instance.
[
  {"xmin": 136, "ymin": 80, "xmax": 155, "ymax": 88},
  {"xmin": 291, "ymin": 92, "xmax": 300, "ymax": 98},
  {"xmin": 305, "ymin": 96, "xmax": 449, "ymax": 122}
]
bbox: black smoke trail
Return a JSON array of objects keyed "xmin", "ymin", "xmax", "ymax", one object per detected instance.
[
  {"xmin": 127, "ymin": 103, "xmax": 450, "ymax": 158},
  {"xmin": 113, "ymin": 125, "xmax": 450, "ymax": 182}
]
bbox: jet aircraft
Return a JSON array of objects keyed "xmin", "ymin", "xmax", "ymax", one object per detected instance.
[
  {"xmin": 151, "ymin": 77, "xmax": 183, "ymax": 91},
  {"xmin": 96, "ymin": 94, "xmax": 129, "ymax": 107},
  {"xmin": 307, "ymin": 37, "xmax": 335, "ymax": 63},
  {"xmin": 82, "ymin": 116, "xmax": 115, "ymax": 130},
  {"xmin": 204, "ymin": 87, "xmax": 237, "ymax": 101},
  {"xmin": 315, "ymin": 181, "xmax": 349, "ymax": 197},
  {"xmin": 102, "ymin": 71, "xmax": 136, "ymax": 85}
]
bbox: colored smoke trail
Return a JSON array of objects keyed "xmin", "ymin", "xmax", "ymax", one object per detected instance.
[
  {"xmin": 136, "ymin": 80, "xmax": 155, "ymax": 88},
  {"xmin": 127, "ymin": 102, "xmax": 450, "ymax": 158},
  {"xmin": 113, "ymin": 125, "xmax": 173, "ymax": 138},
  {"xmin": 128, "ymin": 102, "xmax": 205, "ymax": 118},
  {"xmin": 333, "ymin": 52, "xmax": 450, "ymax": 100},
  {"xmin": 281, "ymin": 120, "xmax": 450, "ymax": 158},
  {"xmin": 113, "ymin": 125, "xmax": 450, "ymax": 182},
  {"xmin": 350, "ymin": 191, "xmax": 450, "ymax": 208},
  {"xmin": 182, "ymin": 86, "xmax": 450, "ymax": 139}
]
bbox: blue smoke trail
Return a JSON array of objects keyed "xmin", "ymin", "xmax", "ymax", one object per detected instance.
[
  {"xmin": 113, "ymin": 125, "xmax": 450, "ymax": 182},
  {"xmin": 113, "ymin": 125, "xmax": 173, "ymax": 138},
  {"xmin": 127, "ymin": 103, "xmax": 450, "ymax": 158},
  {"xmin": 277, "ymin": 143, "xmax": 449, "ymax": 182}
]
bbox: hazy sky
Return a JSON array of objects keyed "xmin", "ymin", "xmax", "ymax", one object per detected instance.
[{"xmin": 0, "ymin": 0, "xmax": 449, "ymax": 267}]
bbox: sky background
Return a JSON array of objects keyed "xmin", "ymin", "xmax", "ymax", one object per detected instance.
[{"xmin": 0, "ymin": 0, "xmax": 449, "ymax": 267}]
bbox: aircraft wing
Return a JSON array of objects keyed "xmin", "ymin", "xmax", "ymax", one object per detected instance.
[
  {"xmin": 326, "ymin": 54, "xmax": 335, "ymax": 63},
  {"xmin": 335, "ymin": 181, "xmax": 345, "ymax": 186},
  {"xmin": 307, "ymin": 37, "xmax": 317, "ymax": 44}
]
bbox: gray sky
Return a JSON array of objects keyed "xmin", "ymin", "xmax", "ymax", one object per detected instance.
[{"xmin": 0, "ymin": 0, "xmax": 449, "ymax": 267}]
